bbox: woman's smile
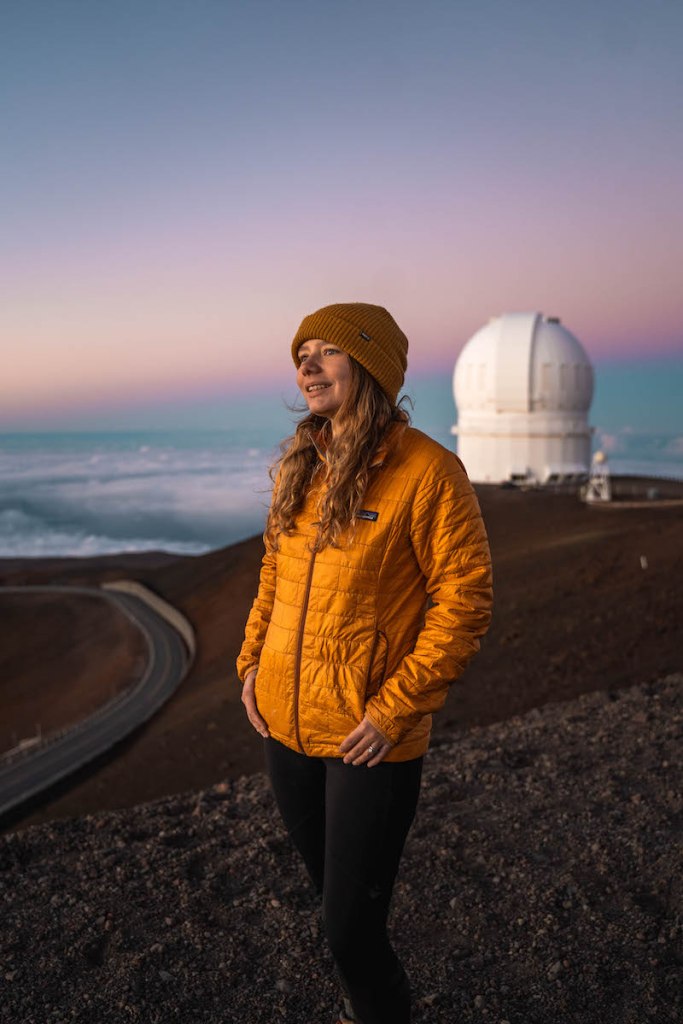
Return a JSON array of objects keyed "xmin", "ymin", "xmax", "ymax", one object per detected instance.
[{"xmin": 297, "ymin": 339, "xmax": 353, "ymax": 419}]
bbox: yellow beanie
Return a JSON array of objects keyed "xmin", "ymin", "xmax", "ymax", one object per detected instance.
[{"xmin": 291, "ymin": 302, "xmax": 408, "ymax": 405}]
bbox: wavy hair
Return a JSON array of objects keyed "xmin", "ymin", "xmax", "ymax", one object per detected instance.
[{"xmin": 266, "ymin": 359, "xmax": 409, "ymax": 550}]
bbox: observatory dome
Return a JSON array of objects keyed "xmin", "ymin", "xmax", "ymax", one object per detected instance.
[
  {"xmin": 452, "ymin": 312, "xmax": 594, "ymax": 485},
  {"xmin": 454, "ymin": 313, "xmax": 593, "ymax": 415}
]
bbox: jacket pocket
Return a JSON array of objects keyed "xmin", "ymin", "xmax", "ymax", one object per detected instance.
[{"xmin": 366, "ymin": 629, "xmax": 388, "ymax": 697}]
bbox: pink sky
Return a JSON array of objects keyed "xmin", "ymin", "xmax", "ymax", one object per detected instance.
[{"xmin": 3, "ymin": 1, "xmax": 682, "ymax": 428}]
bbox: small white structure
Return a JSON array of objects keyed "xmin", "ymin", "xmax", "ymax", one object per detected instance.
[
  {"xmin": 451, "ymin": 312, "xmax": 594, "ymax": 485},
  {"xmin": 583, "ymin": 450, "xmax": 612, "ymax": 503}
]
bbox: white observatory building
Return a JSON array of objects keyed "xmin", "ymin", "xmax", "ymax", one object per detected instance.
[{"xmin": 452, "ymin": 312, "xmax": 594, "ymax": 485}]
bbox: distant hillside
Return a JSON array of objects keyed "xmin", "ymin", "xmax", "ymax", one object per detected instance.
[{"xmin": 1, "ymin": 488, "xmax": 681, "ymax": 833}]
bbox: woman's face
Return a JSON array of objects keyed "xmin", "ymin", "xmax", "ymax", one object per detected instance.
[{"xmin": 296, "ymin": 339, "xmax": 353, "ymax": 421}]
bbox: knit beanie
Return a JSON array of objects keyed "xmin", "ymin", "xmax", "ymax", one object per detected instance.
[{"xmin": 291, "ymin": 303, "xmax": 408, "ymax": 405}]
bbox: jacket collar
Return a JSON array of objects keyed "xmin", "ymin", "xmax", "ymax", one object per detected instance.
[
  {"xmin": 371, "ymin": 419, "xmax": 406, "ymax": 467},
  {"xmin": 310, "ymin": 419, "xmax": 406, "ymax": 468}
]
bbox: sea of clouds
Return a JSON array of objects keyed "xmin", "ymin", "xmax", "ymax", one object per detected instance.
[
  {"xmin": 593, "ymin": 428, "xmax": 683, "ymax": 480},
  {"xmin": 0, "ymin": 426, "xmax": 681, "ymax": 559},
  {"xmin": 0, "ymin": 434, "xmax": 275, "ymax": 558}
]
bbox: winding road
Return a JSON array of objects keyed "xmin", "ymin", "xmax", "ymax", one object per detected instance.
[{"xmin": 0, "ymin": 583, "xmax": 195, "ymax": 819}]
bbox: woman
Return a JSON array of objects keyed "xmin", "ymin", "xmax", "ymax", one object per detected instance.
[{"xmin": 237, "ymin": 303, "xmax": 492, "ymax": 1024}]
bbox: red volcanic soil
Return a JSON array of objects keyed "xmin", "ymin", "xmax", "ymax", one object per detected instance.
[
  {"xmin": 0, "ymin": 592, "xmax": 148, "ymax": 753},
  {"xmin": 1, "ymin": 487, "xmax": 681, "ymax": 833}
]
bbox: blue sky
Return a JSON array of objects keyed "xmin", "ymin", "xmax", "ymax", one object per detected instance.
[{"xmin": 2, "ymin": 0, "xmax": 682, "ymax": 433}]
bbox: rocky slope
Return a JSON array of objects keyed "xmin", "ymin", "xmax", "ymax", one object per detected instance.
[
  {"xmin": 2, "ymin": 491, "xmax": 681, "ymax": 832},
  {"xmin": 2, "ymin": 674, "xmax": 681, "ymax": 1024}
]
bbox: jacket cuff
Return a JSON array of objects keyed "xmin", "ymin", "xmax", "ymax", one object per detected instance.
[
  {"xmin": 364, "ymin": 702, "xmax": 405, "ymax": 746},
  {"xmin": 237, "ymin": 663, "xmax": 258, "ymax": 685}
]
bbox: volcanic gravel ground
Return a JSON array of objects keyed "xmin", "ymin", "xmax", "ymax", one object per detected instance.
[
  {"xmin": 1, "ymin": 675, "xmax": 681, "ymax": 1024},
  {"xmin": 3, "ymin": 493, "xmax": 681, "ymax": 832}
]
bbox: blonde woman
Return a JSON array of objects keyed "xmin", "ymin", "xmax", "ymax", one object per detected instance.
[{"xmin": 237, "ymin": 303, "xmax": 493, "ymax": 1024}]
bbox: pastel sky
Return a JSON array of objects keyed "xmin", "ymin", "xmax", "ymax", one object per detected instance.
[{"xmin": 2, "ymin": 0, "xmax": 682, "ymax": 430}]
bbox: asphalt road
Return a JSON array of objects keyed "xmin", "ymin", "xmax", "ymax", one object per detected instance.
[{"xmin": 0, "ymin": 584, "xmax": 193, "ymax": 819}]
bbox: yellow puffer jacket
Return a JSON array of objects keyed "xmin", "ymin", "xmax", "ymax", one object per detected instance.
[{"xmin": 237, "ymin": 425, "xmax": 493, "ymax": 761}]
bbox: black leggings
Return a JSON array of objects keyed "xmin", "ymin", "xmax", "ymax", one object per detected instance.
[{"xmin": 264, "ymin": 737, "xmax": 423, "ymax": 1024}]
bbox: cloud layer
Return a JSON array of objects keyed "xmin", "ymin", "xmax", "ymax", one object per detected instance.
[{"xmin": 0, "ymin": 439, "xmax": 273, "ymax": 558}]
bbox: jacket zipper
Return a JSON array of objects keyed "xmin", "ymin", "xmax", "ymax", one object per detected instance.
[{"xmin": 293, "ymin": 547, "xmax": 317, "ymax": 752}]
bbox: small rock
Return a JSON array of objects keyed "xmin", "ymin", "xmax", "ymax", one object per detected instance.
[{"xmin": 547, "ymin": 960, "xmax": 562, "ymax": 979}]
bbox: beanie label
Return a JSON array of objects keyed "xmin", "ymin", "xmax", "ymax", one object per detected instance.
[{"xmin": 359, "ymin": 331, "xmax": 372, "ymax": 341}]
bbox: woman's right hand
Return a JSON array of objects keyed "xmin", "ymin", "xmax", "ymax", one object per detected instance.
[{"xmin": 241, "ymin": 670, "xmax": 270, "ymax": 738}]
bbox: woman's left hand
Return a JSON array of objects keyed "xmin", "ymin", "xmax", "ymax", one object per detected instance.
[{"xmin": 339, "ymin": 716, "xmax": 393, "ymax": 767}]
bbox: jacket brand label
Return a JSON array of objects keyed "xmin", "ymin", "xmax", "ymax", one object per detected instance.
[
  {"xmin": 359, "ymin": 330, "xmax": 372, "ymax": 341},
  {"xmin": 357, "ymin": 509, "xmax": 379, "ymax": 521}
]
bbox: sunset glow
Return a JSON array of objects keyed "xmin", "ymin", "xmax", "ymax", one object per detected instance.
[{"xmin": 2, "ymin": 1, "xmax": 682, "ymax": 429}]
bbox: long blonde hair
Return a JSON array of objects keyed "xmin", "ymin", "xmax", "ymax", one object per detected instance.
[{"xmin": 266, "ymin": 359, "xmax": 409, "ymax": 550}]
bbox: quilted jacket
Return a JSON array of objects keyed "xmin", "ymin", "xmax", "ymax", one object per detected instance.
[{"xmin": 237, "ymin": 424, "xmax": 493, "ymax": 761}]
